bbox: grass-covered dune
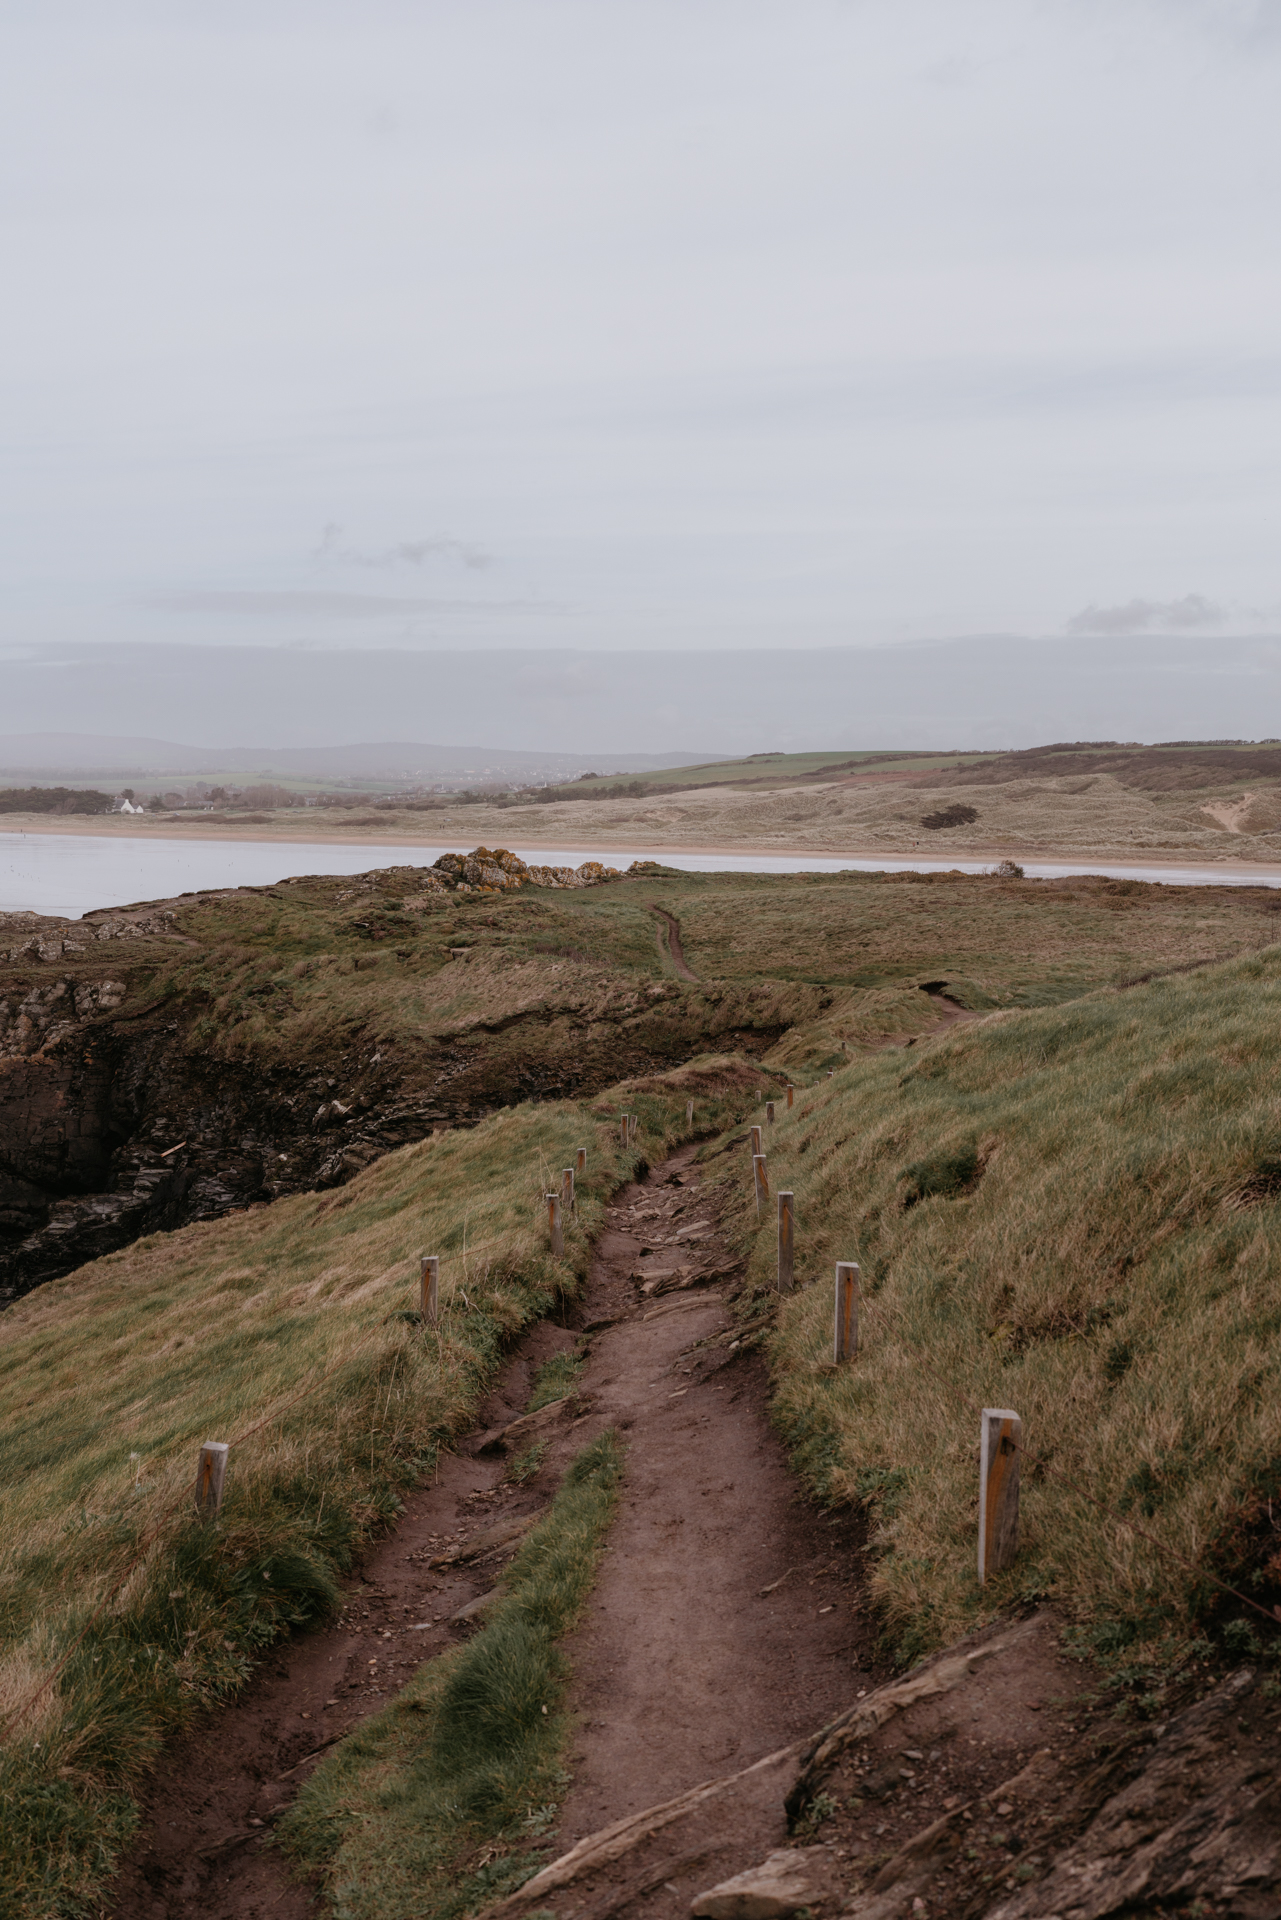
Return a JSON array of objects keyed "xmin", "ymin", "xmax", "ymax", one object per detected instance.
[
  {"xmin": 0, "ymin": 1056, "xmax": 756, "ymax": 1918},
  {"xmin": 732, "ymin": 950, "xmax": 1281, "ymax": 1670}
]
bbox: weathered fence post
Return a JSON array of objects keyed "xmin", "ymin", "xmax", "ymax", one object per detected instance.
[
  {"xmin": 752, "ymin": 1153, "xmax": 769, "ymax": 1216},
  {"xmin": 686, "ymin": 1099, "xmax": 694, "ymax": 1125},
  {"xmin": 777, "ymin": 1190, "xmax": 794, "ymax": 1292},
  {"xmin": 833, "ymin": 1261, "xmax": 859, "ymax": 1361},
  {"xmin": 546, "ymin": 1192, "xmax": 564, "ymax": 1258},
  {"xmin": 766, "ymin": 1100, "xmax": 775, "ymax": 1125},
  {"xmin": 576, "ymin": 1146, "xmax": 587, "ymax": 1173},
  {"xmin": 786, "ymin": 1084, "xmax": 794, "ymax": 1109},
  {"xmin": 419, "ymin": 1253, "xmax": 440, "ymax": 1324},
  {"xmin": 978, "ymin": 1408, "xmax": 1022, "ymax": 1583},
  {"xmin": 194, "ymin": 1441, "xmax": 229, "ymax": 1521},
  {"xmin": 629, "ymin": 1114, "xmax": 639, "ymax": 1144},
  {"xmin": 750, "ymin": 1124, "xmax": 763, "ymax": 1158},
  {"xmin": 620, "ymin": 1114, "xmax": 630, "ymax": 1149},
  {"xmin": 561, "ymin": 1166, "xmax": 575, "ymax": 1212}
]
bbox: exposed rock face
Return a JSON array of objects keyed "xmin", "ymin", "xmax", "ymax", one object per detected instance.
[
  {"xmin": 691, "ymin": 1848, "xmax": 837, "ymax": 1920},
  {"xmin": 430, "ymin": 847, "xmax": 623, "ymax": 893},
  {"xmin": 1, "ymin": 908, "xmax": 178, "ymax": 961}
]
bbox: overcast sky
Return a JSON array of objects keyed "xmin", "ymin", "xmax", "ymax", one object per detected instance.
[{"xmin": 3, "ymin": 0, "xmax": 1281, "ymax": 680}]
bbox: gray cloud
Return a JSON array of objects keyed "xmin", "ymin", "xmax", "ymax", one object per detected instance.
[
  {"xmin": 142, "ymin": 591, "xmax": 538, "ymax": 618},
  {"xmin": 314, "ymin": 524, "xmax": 491, "ymax": 572},
  {"xmin": 1066, "ymin": 595, "xmax": 1227, "ymax": 636}
]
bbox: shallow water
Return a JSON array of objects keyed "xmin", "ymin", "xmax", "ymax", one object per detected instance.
[{"xmin": 1, "ymin": 830, "xmax": 1277, "ymax": 920}]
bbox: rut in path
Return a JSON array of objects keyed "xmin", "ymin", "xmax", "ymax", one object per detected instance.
[
  {"xmin": 107, "ymin": 1142, "xmax": 877, "ymax": 1920},
  {"xmin": 648, "ymin": 905, "xmax": 700, "ymax": 981}
]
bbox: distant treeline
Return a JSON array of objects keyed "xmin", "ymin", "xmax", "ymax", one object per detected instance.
[{"xmin": 0, "ymin": 786, "xmax": 113, "ymax": 814}]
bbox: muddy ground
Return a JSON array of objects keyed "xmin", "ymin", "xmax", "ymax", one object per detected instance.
[{"xmin": 102, "ymin": 1140, "xmax": 1278, "ymax": 1920}]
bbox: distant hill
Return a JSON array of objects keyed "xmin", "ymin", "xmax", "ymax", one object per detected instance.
[{"xmin": 0, "ymin": 734, "xmax": 726, "ymax": 789}]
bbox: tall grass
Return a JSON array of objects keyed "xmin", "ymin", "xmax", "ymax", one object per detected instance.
[
  {"xmin": 729, "ymin": 951, "xmax": 1281, "ymax": 1667},
  {"xmin": 0, "ymin": 1058, "xmax": 756, "ymax": 1918},
  {"xmin": 280, "ymin": 1430, "xmax": 624, "ymax": 1920}
]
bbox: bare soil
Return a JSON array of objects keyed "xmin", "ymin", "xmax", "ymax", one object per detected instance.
[
  {"xmin": 103, "ymin": 1137, "xmax": 1120, "ymax": 1920},
  {"xmin": 103, "ymin": 1141, "xmax": 881, "ymax": 1918}
]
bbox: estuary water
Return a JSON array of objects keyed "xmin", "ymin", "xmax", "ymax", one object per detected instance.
[{"xmin": 2, "ymin": 830, "xmax": 1279, "ymax": 920}]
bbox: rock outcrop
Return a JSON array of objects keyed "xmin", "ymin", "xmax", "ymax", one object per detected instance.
[{"xmin": 430, "ymin": 848, "xmax": 623, "ymax": 893}]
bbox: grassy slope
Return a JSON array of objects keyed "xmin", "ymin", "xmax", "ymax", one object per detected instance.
[
  {"xmin": 280, "ymin": 1431, "xmax": 624, "ymax": 1920},
  {"xmin": 0, "ymin": 1058, "xmax": 756, "ymax": 1917},
  {"xmin": 722, "ymin": 950, "xmax": 1281, "ymax": 1668}
]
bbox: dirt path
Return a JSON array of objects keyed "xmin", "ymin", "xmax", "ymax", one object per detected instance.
[
  {"xmin": 647, "ymin": 904, "xmax": 699, "ymax": 980},
  {"xmin": 106, "ymin": 1140, "xmax": 876, "ymax": 1919}
]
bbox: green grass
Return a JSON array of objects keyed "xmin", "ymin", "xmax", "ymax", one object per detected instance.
[
  {"xmin": 279, "ymin": 1430, "xmax": 623, "ymax": 1920},
  {"xmin": 716, "ymin": 949, "xmax": 1281, "ymax": 1670},
  {"xmin": 525, "ymin": 1351, "xmax": 585, "ymax": 1413},
  {"xmin": 0, "ymin": 1060, "xmax": 756, "ymax": 1919}
]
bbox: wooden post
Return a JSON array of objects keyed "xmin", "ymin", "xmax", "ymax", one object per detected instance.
[
  {"xmin": 576, "ymin": 1146, "xmax": 587, "ymax": 1173},
  {"xmin": 786, "ymin": 1084, "xmax": 794, "ymax": 1109},
  {"xmin": 978, "ymin": 1408, "xmax": 1022, "ymax": 1584},
  {"xmin": 766, "ymin": 1100, "xmax": 775, "ymax": 1125},
  {"xmin": 194, "ymin": 1441, "xmax": 229, "ymax": 1521},
  {"xmin": 419, "ymin": 1253, "xmax": 440, "ymax": 1324},
  {"xmin": 562, "ymin": 1166, "xmax": 575, "ymax": 1212},
  {"xmin": 630, "ymin": 1114, "xmax": 639, "ymax": 1143},
  {"xmin": 750, "ymin": 1124, "xmax": 763, "ymax": 1158},
  {"xmin": 620, "ymin": 1114, "xmax": 629, "ymax": 1149},
  {"xmin": 686, "ymin": 1099, "xmax": 694, "ymax": 1125},
  {"xmin": 546, "ymin": 1192, "xmax": 564, "ymax": 1258},
  {"xmin": 777, "ymin": 1190, "xmax": 794, "ymax": 1292},
  {"xmin": 834, "ymin": 1262, "xmax": 859, "ymax": 1361},
  {"xmin": 752, "ymin": 1153, "xmax": 769, "ymax": 1215}
]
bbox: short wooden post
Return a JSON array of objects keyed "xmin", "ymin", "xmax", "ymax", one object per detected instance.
[
  {"xmin": 786, "ymin": 1084, "xmax": 794, "ymax": 1109},
  {"xmin": 561, "ymin": 1166, "xmax": 575, "ymax": 1212},
  {"xmin": 576, "ymin": 1146, "xmax": 587, "ymax": 1173},
  {"xmin": 194, "ymin": 1441, "xmax": 229, "ymax": 1521},
  {"xmin": 978, "ymin": 1408, "xmax": 1022, "ymax": 1583},
  {"xmin": 750, "ymin": 1124, "xmax": 763, "ymax": 1158},
  {"xmin": 419, "ymin": 1253, "xmax": 440, "ymax": 1324},
  {"xmin": 686, "ymin": 1099, "xmax": 694, "ymax": 1125},
  {"xmin": 630, "ymin": 1114, "xmax": 639, "ymax": 1143},
  {"xmin": 777, "ymin": 1190, "xmax": 794, "ymax": 1292},
  {"xmin": 546, "ymin": 1192, "xmax": 564, "ymax": 1258},
  {"xmin": 752, "ymin": 1153, "xmax": 769, "ymax": 1215},
  {"xmin": 834, "ymin": 1261, "xmax": 859, "ymax": 1361},
  {"xmin": 620, "ymin": 1114, "xmax": 629, "ymax": 1148}
]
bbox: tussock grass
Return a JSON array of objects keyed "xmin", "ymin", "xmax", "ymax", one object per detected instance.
[
  {"xmin": 729, "ymin": 950, "xmax": 1281, "ymax": 1667},
  {"xmin": 0, "ymin": 1062, "xmax": 755, "ymax": 1918},
  {"xmin": 279, "ymin": 1430, "xmax": 624, "ymax": 1920}
]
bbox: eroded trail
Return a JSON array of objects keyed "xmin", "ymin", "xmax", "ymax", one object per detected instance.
[{"xmin": 108, "ymin": 1142, "xmax": 875, "ymax": 1920}]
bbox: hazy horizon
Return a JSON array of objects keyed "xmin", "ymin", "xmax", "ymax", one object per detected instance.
[{"xmin": 4, "ymin": 634, "xmax": 1281, "ymax": 760}]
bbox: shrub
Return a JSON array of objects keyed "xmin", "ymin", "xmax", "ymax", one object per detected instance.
[{"xmin": 920, "ymin": 803, "xmax": 979, "ymax": 830}]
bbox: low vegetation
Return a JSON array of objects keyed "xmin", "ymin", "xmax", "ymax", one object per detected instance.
[
  {"xmin": 720, "ymin": 949, "xmax": 1281, "ymax": 1671},
  {"xmin": 280, "ymin": 1430, "xmax": 624, "ymax": 1920},
  {"xmin": 0, "ymin": 1060, "xmax": 756, "ymax": 1918},
  {"xmin": 0, "ymin": 785, "xmax": 112, "ymax": 814}
]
